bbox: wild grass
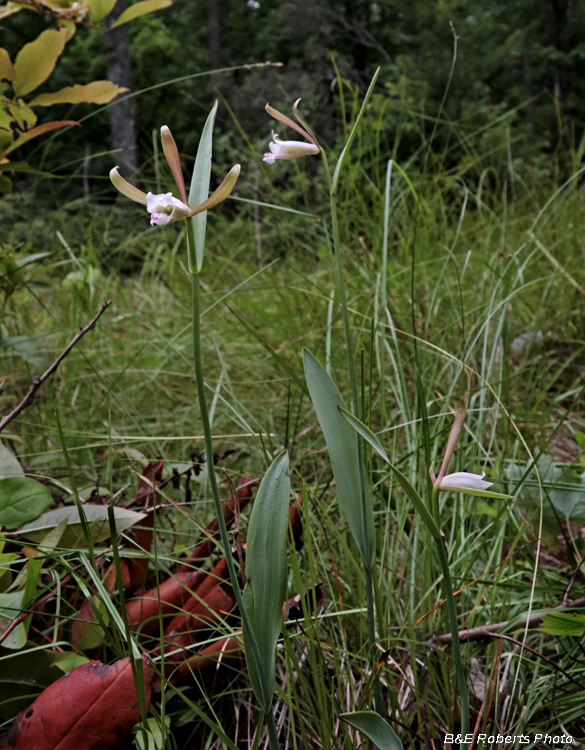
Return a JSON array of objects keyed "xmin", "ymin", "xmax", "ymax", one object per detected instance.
[{"xmin": 1, "ymin": 95, "xmax": 585, "ymax": 749}]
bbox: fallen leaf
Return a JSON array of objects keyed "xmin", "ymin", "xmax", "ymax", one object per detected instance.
[{"xmin": 0, "ymin": 655, "xmax": 152, "ymax": 749}]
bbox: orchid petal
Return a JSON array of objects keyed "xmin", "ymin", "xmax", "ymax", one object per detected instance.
[
  {"xmin": 160, "ymin": 125, "xmax": 188, "ymax": 205},
  {"xmin": 265, "ymin": 103, "xmax": 315, "ymax": 144},
  {"xmin": 263, "ymin": 137, "xmax": 320, "ymax": 162},
  {"xmin": 109, "ymin": 166, "xmax": 147, "ymax": 205},
  {"xmin": 438, "ymin": 471, "xmax": 494, "ymax": 492},
  {"xmin": 292, "ymin": 98, "xmax": 318, "ymax": 145},
  {"xmin": 190, "ymin": 164, "xmax": 241, "ymax": 216}
]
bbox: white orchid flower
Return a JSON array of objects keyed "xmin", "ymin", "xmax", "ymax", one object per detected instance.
[
  {"xmin": 264, "ymin": 134, "xmax": 321, "ymax": 163},
  {"xmin": 437, "ymin": 471, "xmax": 493, "ymax": 493},
  {"xmin": 146, "ymin": 192, "xmax": 190, "ymax": 225},
  {"xmin": 263, "ymin": 99, "xmax": 321, "ymax": 164},
  {"xmin": 110, "ymin": 124, "xmax": 240, "ymax": 227}
]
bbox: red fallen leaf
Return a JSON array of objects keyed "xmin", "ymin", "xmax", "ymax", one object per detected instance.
[
  {"xmin": 104, "ymin": 561, "xmax": 131, "ymax": 592},
  {"xmin": 125, "ymin": 568, "xmax": 206, "ymax": 635},
  {"xmin": 126, "ymin": 460, "xmax": 165, "ymax": 593},
  {"xmin": 164, "ymin": 556, "xmax": 229, "ymax": 635},
  {"xmin": 162, "ymin": 633, "xmax": 243, "ymax": 688},
  {"xmin": 179, "ymin": 475, "xmax": 257, "ymax": 572},
  {"xmin": 163, "ymin": 586, "xmax": 324, "ymax": 689},
  {"xmin": 164, "ymin": 582, "xmax": 236, "ymax": 654},
  {"xmin": 72, "ymin": 563, "xmax": 132, "ymax": 650},
  {"xmin": 0, "ymin": 656, "xmax": 152, "ymax": 750},
  {"xmin": 288, "ymin": 497, "xmax": 304, "ymax": 550},
  {"xmin": 71, "ymin": 598, "xmax": 99, "ymax": 650}
]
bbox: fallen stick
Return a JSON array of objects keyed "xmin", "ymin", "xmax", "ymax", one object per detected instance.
[
  {"xmin": 0, "ymin": 299, "xmax": 112, "ymax": 433},
  {"xmin": 432, "ymin": 595, "xmax": 585, "ymax": 645}
]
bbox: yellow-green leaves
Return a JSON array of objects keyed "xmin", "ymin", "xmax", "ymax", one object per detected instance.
[
  {"xmin": 29, "ymin": 81, "xmax": 128, "ymax": 107},
  {"xmin": 0, "ymin": 48, "xmax": 14, "ymax": 82},
  {"xmin": 88, "ymin": 0, "xmax": 117, "ymax": 23},
  {"xmin": 303, "ymin": 348, "xmax": 375, "ymax": 568},
  {"xmin": 12, "ymin": 28, "xmax": 67, "ymax": 97},
  {"xmin": 110, "ymin": 0, "xmax": 172, "ymax": 27},
  {"xmin": 242, "ymin": 451, "xmax": 290, "ymax": 713},
  {"xmin": 4, "ymin": 121, "xmax": 79, "ymax": 156}
]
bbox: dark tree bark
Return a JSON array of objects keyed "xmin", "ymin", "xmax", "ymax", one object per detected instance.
[
  {"xmin": 208, "ymin": 0, "xmax": 221, "ymax": 70},
  {"xmin": 344, "ymin": 0, "xmax": 367, "ymax": 74},
  {"xmin": 523, "ymin": 28, "xmax": 534, "ymax": 143},
  {"xmin": 550, "ymin": 0, "xmax": 570, "ymax": 102},
  {"xmin": 106, "ymin": 0, "xmax": 138, "ymax": 177}
]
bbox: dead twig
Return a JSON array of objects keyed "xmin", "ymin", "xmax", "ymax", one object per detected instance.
[
  {"xmin": 0, "ymin": 300, "xmax": 112, "ymax": 434},
  {"xmin": 432, "ymin": 596, "xmax": 585, "ymax": 645}
]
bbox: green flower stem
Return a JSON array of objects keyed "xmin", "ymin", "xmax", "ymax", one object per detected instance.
[
  {"xmin": 432, "ymin": 488, "xmax": 469, "ymax": 746},
  {"xmin": 321, "ymin": 151, "xmax": 380, "ymax": 713},
  {"xmin": 188, "ymin": 223, "xmax": 279, "ymax": 748}
]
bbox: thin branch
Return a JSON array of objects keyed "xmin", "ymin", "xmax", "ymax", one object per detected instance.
[
  {"xmin": 432, "ymin": 596, "xmax": 585, "ymax": 645},
  {"xmin": 0, "ymin": 300, "xmax": 112, "ymax": 434}
]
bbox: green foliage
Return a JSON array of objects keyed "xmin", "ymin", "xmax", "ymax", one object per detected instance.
[
  {"xmin": 242, "ymin": 451, "xmax": 290, "ymax": 712},
  {"xmin": 189, "ymin": 102, "xmax": 218, "ymax": 273},
  {"xmin": 0, "ymin": 0, "xmax": 172, "ymax": 185},
  {"xmin": 0, "ymin": 478, "xmax": 53, "ymax": 530},
  {"xmin": 1, "ymin": 42, "xmax": 585, "ymax": 744},
  {"xmin": 339, "ymin": 711, "xmax": 403, "ymax": 750},
  {"xmin": 303, "ymin": 349, "xmax": 375, "ymax": 568}
]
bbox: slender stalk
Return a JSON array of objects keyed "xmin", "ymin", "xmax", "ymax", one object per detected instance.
[
  {"xmin": 189, "ymin": 247, "xmax": 279, "ymax": 748},
  {"xmin": 321, "ymin": 151, "xmax": 381, "ymax": 712},
  {"xmin": 266, "ymin": 711, "xmax": 279, "ymax": 749},
  {"xmin": 433, "ymin": 490, "xmax": 469, "ymax": 745}
]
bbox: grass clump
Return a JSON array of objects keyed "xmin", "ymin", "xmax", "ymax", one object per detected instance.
[{"xmin": 1, "ymin": 84, "xmax": 585, "ymax": 750}]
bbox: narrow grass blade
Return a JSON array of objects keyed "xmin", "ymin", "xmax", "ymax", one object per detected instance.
[
  {"xmin": 243, "ymin": 451, "xmax": 290, "ymax": 712},
  {"xmin": 331, "ymin": 67, "xmax": 380, "ymax": 193},
  {"xmin": 189, "ymin": 101, "xmax": 218, "ymax": 272},
  {"xmin": 228, "ymin": 305, "xmax": 308, "ymax": 394},
  {"xmin": 303, "ymin": 348, "xmax": 375, "ymax": 566},
  {"xmin": 339, "ymin": 711, "xmax": 403, "ymax": 750},
  {"xmin": 338, "ymin": 406, "xmax": 441, "ymax": 540}
]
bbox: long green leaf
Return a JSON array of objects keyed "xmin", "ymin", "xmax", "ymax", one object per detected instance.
[
  {"xmin": 331, "ymin": 67, "xmax": 380, "ymax": 193},
  {"xmin": 189, "ymin": 101, "xmax": 218, "ymax": 273},
  {"xmin": 338, "ymin": 407, "xmax": 442, "ymax": 539},
  {"xmin": 303, "ymin": 349, "xmax": 374, "ymax": 566},
  {"xmin": 110, "ymin": 0, "xmax": 172, "ymax": 27},
  {"xmin": 339, "ymin": 711, "xmax": 403, "ymax": 750},
  {"xmin": 242, "ymin": 451, "xmax": 290, "ymax": 712}
]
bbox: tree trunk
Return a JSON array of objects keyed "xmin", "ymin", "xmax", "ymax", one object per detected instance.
[
  {"xmin": 106, "ymin": 0, "xmax": 138, "ymax": 177},
  {"xmin": 208, "ymin": 0, "xmax": 221, "ymax": 69},
  {"xmin": 523, "ymin": 28, "xmax": 534, "ymax": 143}
]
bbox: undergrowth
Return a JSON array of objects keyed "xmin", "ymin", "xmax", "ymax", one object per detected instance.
[{"xmin": 1, "ymin": 90, "xmax": 585, "ymax": 749}]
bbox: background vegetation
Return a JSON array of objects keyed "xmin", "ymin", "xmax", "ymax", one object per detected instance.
[{"xmin": 1, "ymin": 0, "xmax": 585, "ymax": 747}]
